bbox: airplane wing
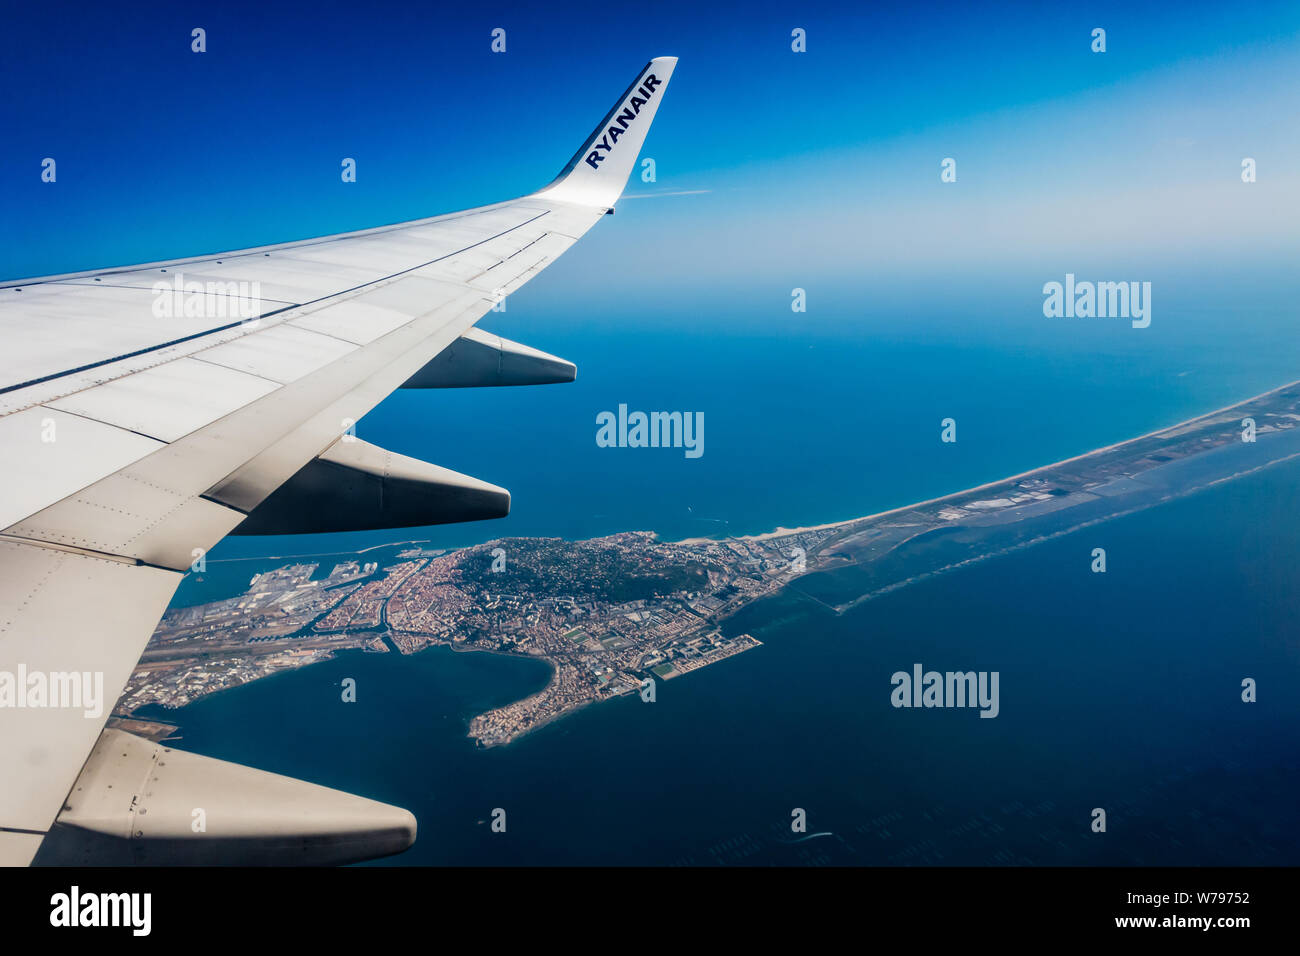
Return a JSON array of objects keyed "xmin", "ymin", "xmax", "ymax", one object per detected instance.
[{"xmin": 0, "ymin": 57, "xmax": 677, "ymax": 866}]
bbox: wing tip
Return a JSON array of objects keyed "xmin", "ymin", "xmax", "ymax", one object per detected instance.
[{"xmin": 536, "ymin": 57, "xmax": 678, "ymax": 207}]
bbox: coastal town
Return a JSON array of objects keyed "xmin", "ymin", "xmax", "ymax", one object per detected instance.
[
  {"xmin": 119, "ymin": 381, "xmax": 1300, "ymax": 746},
  {"xmin": 122, "ymin": 531, "xmax": 802, "ymax": 746}
]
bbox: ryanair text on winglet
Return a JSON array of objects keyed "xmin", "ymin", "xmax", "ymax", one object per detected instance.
[{"xmin": 584, "ymin": 73, "xmax": 663, "ymax": 169}]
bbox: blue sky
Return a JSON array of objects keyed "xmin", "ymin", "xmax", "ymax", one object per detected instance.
[{"xmin": 3, "ymin": 0, "xmax": 1297, "ymax": 300}]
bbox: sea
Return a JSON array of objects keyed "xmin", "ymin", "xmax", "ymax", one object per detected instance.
[{"xmin": 144, "ymin": 297, "xmax": 1300, "ymax": 865}]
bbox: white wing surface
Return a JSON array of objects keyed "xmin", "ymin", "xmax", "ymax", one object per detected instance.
[{"xmin": 0, "ymin": 57, "xmax": 677, "ymax": 865}]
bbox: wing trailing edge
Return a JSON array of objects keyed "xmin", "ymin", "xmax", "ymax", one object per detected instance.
[
  {"xmin": 401, "ymin": 327, "xmax": 576, "ymax": 388},
  {"xmin": 35, "ymin": 730, "xmax": 416, "ymax": 866},
  {"xmin": 229, "ymin": 437, "xmax": 510, "ymax": 535}
]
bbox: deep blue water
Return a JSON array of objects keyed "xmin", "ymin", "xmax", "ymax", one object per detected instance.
[
  {"xmin": 149, "ymin": 457, "xmax": 1300, "ymax": 865},
  {"xmin": 146, "ymin": 302, "xmax": 1300, "ymax": 865},
  {"xmin": 143, "ymin": 292, "xmax": 1300, "ymax": 865}
]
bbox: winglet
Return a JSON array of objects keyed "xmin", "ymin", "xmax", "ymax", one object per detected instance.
[{"xmin": 536, "ymin": 57, "xmax": 677, "ymax": 208}]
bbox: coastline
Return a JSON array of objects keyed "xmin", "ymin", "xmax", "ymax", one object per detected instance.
[
  {"xmin": 673, "ymin": 377, "xmax": 1300, "ymax": 547},
  {"xmin": 132, "ymin": 376, "xmax": 1300, "ymax": 747}
]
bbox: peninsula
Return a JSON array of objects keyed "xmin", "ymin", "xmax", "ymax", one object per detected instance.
[{"xmin": 117, "ymin": 380, "xmax": 1300, "ymax": 746}]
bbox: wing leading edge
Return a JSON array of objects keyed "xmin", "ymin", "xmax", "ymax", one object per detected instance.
[{"xmin": 0, "ymin": 57, "xmax": 677, "ymax": 865}]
